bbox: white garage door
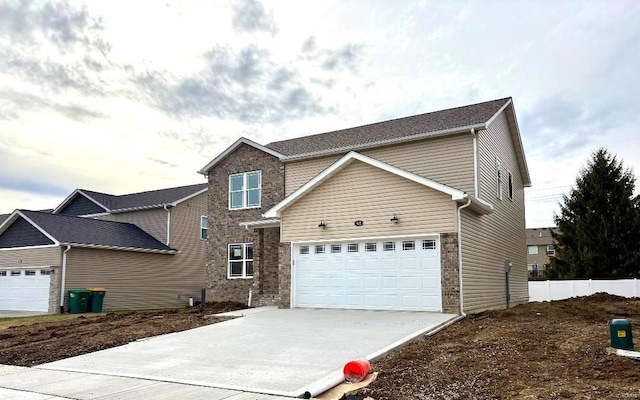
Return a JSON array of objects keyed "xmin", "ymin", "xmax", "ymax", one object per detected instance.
[
  {"xmin": 293, "ymin": 236, "xmax": 442, "ymax": 311},
  {"xmin": 0, "ymin": 269, "xmax": 51, "ymax": 312}
]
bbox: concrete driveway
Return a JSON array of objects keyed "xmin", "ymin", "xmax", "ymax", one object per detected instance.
[{"xmin": 39, "ymin": 308, "xmax": 457, "ymax": 398}]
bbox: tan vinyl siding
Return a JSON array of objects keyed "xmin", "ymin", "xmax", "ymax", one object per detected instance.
[
  {"xmin": 65, "ymin": 193, "xmax": 208, "ymax": 311},
  {"xmin": 96, "ymin": 208, "xmax": 168, "ymax": 244},
  {"xmin": 285, "ymin": 133, "xmax": 475, "ymax": 195},
  {"xmin": 460, "ymin": 110, "xmax": 527, "ymax": 312},
  {"xmin": 281, "ymin": 160, "xmax": 457, "ymax": 242},
  {"xmin": 0, "ymin": 246, "xmax": 61, "ymax": 268}
]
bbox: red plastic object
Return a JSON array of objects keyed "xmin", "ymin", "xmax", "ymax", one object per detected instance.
[{"xmin": 343, "ymin": 358, "xmax": 371, "ymax": 383}]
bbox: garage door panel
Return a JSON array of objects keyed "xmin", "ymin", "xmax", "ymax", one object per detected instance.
[
  {"xmin": 294, "ymin": 236, "xmax": 442, "ymax": 311},
  {"xmin": 0, "ymin": 269, "xmax": 51, "ymax": 312}
]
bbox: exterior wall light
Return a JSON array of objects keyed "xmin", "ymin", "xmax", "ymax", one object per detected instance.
[
  {"xmin": 318, "ymin": 220, "xmax": 327, "ymax": 229},
  {"xmin": 391, "ymin": 214, "xmax": 399, "ymax": 223}
]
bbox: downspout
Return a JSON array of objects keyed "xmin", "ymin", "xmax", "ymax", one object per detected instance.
[
  {"xmin": 163, "ymin": 205, "xmax": 171, "ymax": 245},
  {"xmin": 59, "ymin": 245, "xmax": 71, "ymax": 313},
  {"xmin": 471, "ymin": 128, "xmax": 478, "ymax": 198},
  {"xmin": 457, "ymin": 199, "xmax": 472, "ymax": 316}
]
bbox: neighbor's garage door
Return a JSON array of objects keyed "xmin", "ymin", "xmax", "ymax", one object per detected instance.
[
  {"xmin": 0, "ymin": 269, "xmax": 51, "ymax": 311},
  {"xmin": 293, "ymin": 237, "xmax": 441, "ymax": 311}
]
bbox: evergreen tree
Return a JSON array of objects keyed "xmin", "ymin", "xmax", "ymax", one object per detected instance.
[{"xmin": 545, "ymin": 149, "xmax": 640, "ymax": 279}]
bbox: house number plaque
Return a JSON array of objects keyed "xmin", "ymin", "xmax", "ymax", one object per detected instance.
[{"xmin": 354, "ymin": 220, "xmax": 364, "ymax": 226}]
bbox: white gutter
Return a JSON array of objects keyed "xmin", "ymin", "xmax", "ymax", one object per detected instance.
[
  {"xmin": 471, "ymin": 128, "xmax": 478, "ymax": 198},
  {"xmin": 59, "ymin": 245, "xmax": 71, "ymax": 313},
  {"xmin": 457, "ymin": 199, "xmax": 472, "ymax": 316},
  {"xmin": 163, "ymin": 205, "xmax": 171, "ymax": 245}
]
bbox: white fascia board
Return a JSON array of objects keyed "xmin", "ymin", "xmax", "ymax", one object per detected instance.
[
  {"xmin": 197, "ymin": 137, "xmax": 285, "ymax": 175},
  {"xmin": 485, "ymin": 99, "xmax": 532, "ymax": 188},
  {"xmin": 15, "ymin": 211, "xmax": 60, "ymax": 245},
  {"xmin": 0, "ymin": 244, "xmax": 59, "ymax": 252},
  {"xmin": 238, "ymin": 219, "xmax": 281, "ymax": 230},
  {"xmin": 61, "ymin": 242, "xmax": 178, "ymax": 254},
  {"xmin": 170, "ymin": 188, "xmax": 208, "ymax": 206},
  {"xmin": 280, "ymin": 123, "xmax": 487, "ymax": 162},
  {"xmin": 264, "ymin": 151, "xmax": 466, "ymax": 218},
  {"xmin": 53, "ymin": 189, "xmax": 110, "ymax": 214},
  {"xmin": 0, "ymin": 210, "xmax": 20, "ymax": 234}
]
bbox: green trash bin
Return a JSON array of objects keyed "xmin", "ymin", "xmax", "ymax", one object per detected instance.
[
  {"xmin": 610, "ymin": 319, "xmax": 634, "ymax": 350},
  {"xmin": 87, "ymin": 288, "xmax": 107, "ymax": 313},
  {"xmin": 68, "ymin": 289, "xmax": 91, "ymax": 314}
]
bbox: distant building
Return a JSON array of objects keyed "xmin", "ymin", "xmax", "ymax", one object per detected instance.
[{"xmin": 526, "ymin": 227, "xmax": 556, "ymax": 280}]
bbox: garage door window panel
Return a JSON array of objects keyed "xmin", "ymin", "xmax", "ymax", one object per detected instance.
[
  {"xmin": 383, "ymin": 242, "xmax": 396, "ymax": 251},
  {"xmin": 403, "ymin": 240, "xmax": 416, "ymax": 251},
  {"xmin": 0, "ymin": 271, "xmax": 6, "ymax": 277},
  {"xmin": 11, "ymin": 270, "xmax": 20, "ymax": 276},
  {"xmin": 348, "ymin": 243, "xmax": 359, "ymax": 253},
  {"xmin": 365, "ymin": 243, "xmax": 377, "ymax": 252},
  {"xmin": 228, "ymin": 243, "xmax": 253, "ymax": 278}
]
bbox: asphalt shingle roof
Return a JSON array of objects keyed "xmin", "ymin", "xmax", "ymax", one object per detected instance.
[
  {"xmin": 80, "ymin": 183, "xmax": 207, "ymax": 212},
  {"xmin": 0, "ymin": 214, "xmax": 9, "ymax": 225},
  {"xmin": 266, "ymin": 98, "xmax": 511, "ymax": 157},
  {"xmin": 20, "ymin": 210, "xmax": 175, "ymax": 252}
]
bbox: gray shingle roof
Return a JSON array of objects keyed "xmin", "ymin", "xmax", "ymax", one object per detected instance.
[
  {"xmin": 80, "ymin": 183, "xmax": 207, "ymax": 212},
  {"xmin": 0, "ymin": 214, "xmax": 9, "ymax": 225},
  {"xmin": 266, "ymin": 98, "xmax": 511, "ymax": 157},
  {"xmin": 20, "ymin": 210, "xmax": 175, "ymax": 252}
]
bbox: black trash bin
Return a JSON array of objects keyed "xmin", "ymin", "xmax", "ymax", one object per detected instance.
[
  {"xmin": 87, "ymin": 287, "xmax": 107, "ymax": 313},
  {"xmin": 68, "ymin": 289, "xmax": 91, "ymax": 314}
]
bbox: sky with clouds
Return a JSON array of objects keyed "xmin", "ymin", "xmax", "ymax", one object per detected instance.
[{"xmin": 1, "ymin": 0, "xmax": 639, "ymax": 228}]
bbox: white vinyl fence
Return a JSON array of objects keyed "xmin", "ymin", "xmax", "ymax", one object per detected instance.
[{"xmin": 529, "ymin": 279, "xmax": 640, "ymax": 302}]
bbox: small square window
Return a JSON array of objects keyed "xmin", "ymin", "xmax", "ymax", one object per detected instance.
[
  {"xmin": 331, "ymin": 244, "xmax": 342, "ymax": 253},
  {"xmin": 299, "ymin": 246, "xmax": 309, "ymax": 255},
  {"xmin": 402, "ymin": 240, "xmax": 415, "ymax": 251},
  {"xmin": 25, "ymin": 270, "xmax": 36, "ymax": 276},
  {"xmin": 547, "ymin": 245, "xmax": 555, "ymax": 256},
  {"xmin": 422, "ymin": 240, "xmax": 436, "ymax": 250},
  {"xmin": 0, "ymin": 271, "xmax": 6, "ymax": 277},
  {"xmin": 528, "ymin": 246, "xmax": 539, "ymax": 255},
  {"xmin": 40, "ymin": 270, "xmax": 51, "ymax": 275},
  {"xmin": 383, "ymin": 242, "xmax": 396, "ymax": 251},
  {"xmin": 365, "ymin": 243, "xmax": 377, "ymax": 252},
  {"xmin": 10, "ymin": 270, "xmax": 21, "ymax": 276},
  {"xmin": 348, "ymin": 243, "xmax": 359, "ymax": 253},
  {"xmin": 315, "ymin": 245, "xmax": 325, "ymax": 254}
]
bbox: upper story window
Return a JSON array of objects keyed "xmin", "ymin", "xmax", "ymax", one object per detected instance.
[
  {"xmin": 229, "ymin": 171, "xmax": 261, "ymax": 210},
  {"xmin": 200, "ymin": 216, "xmax": 208, "ymax": 240},
  {"xmin": 528, "ymin": 245, "xmax": 539, "ymax": 255},
  {"xmin": 507, "ymin": 171, "xmax": 514, "ymax": 201},
  {"xmin": 495, "ymin": 158, "xmax": 503, "ymax": 200},
  {"xmin": 547, "ymin": 245, "xmax": 555, "ymax": 256}
]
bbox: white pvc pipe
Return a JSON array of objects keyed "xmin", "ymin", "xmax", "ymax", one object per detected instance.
[
  {"xmin": 248, "ymin": 288, "xmax": 253, "ymax": 307},
  {"xmin": 59, "ymin": 245, "xmax": 71, "ymax": 312},
  {"xmin": 457, "ymin": 199, "xmax": 472, "ymax": 316}
]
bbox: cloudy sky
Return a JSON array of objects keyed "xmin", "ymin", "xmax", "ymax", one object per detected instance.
[{"xmin": 1, "ymin": 0, "xmax": 639, "ymax": 228}]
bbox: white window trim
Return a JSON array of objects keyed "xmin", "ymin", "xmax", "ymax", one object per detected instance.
[
  {"xmin": 229, "ymin": 171, "xmax": 262, "ymax": 210},
  {"xmin": 507, "ymin": 170, "xmax": 514, "ymax": 201},
  {"xmin": 200, "ymin": 216, "xmax": 208, "ymax": 240},
  {"xmin": 547, "ymin": 245, "xmax": 555, "ymax": 256},
  {"xmin": 227, "ymin": 242, "xmax": 254, "ymax": 279},
  {"xmin": 528, "ymin": 245, "xmax": 539, "ymax": 255},
  {"xmin": 496, "ymin": 157, "xmax": 503, "ymax": 200}
]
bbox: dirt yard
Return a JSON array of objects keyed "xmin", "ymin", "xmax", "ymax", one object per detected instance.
[
  {"xmin": 359, "ymin": 293, "xmax": 640, "ymax": 400},
  {"xmin": 1, "ymin": 295, "xmax": 639, "ymax": 399},
  {"xmin": 0, "ymin": 302, "xmax": 246, "ymax": 366}
]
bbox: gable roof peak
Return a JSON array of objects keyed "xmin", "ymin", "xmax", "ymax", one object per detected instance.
[{"xmin": 198, "ymin": 137, "xmax": 284, "ymax": 175}]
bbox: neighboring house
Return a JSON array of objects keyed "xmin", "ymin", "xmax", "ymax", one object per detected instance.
[
  {"xmin": 0, "ymin": 183, "xmax": 208, "ymax": 313},
  {"xmin": 526, "ymin": 227, "xmax": 556, "ymax": 279},
  {"xmin": 199, "ymin": 97, "xmax": 531, "ymax": 314}
]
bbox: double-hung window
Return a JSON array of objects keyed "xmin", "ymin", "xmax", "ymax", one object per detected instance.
[
  {"xmin": 200, "ymin": 216, "xmax": 208, "ymax": 240},
  {"xmin": 228, "ymin": 243, "xmax": 253, "ymax": 278},
  {"xmin": 229, "ymin": 171, "xmax": 261, "ymax": 209}
]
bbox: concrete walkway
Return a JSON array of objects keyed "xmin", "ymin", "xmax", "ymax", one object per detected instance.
[{"xmin": 38, "ymin": 308, "xmax": 457, "ymax": 398}]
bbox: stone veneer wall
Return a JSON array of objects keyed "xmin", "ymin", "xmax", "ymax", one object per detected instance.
[
  {"xmin": 206, "ymin": 143, "xmax": 285, "ymax": 303},
  {"xmin": 440, "ymin": 232, "xmax": 460, "ymax": 314},
  {"xmin": 277, "ymin": 242, "xmax": 292, "ymax": 308},
  {"xmin": 49, "ymin": 265, "xmax": 61, "ymax": 313},
  {"xmin": 256, "ymin": 227, "xmax": 281, "ymax": 306}
]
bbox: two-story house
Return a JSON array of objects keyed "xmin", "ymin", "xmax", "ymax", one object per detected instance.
[
  {"xmin": 526, "ymin": 227, "xmax": 556, "ymax": 279},
  {"xmin": 200, "ymin": 97, "xmax": 531, "ymax": 314},
  {"xmin": 0, "ymin": 183, "xmax": 208, "ymax": 313}
]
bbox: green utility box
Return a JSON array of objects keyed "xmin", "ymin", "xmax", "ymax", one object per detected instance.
[
  {"xmin": 609, "ymin": 319, "xmax": 634, "ymax": 350},
  {"xmin": 68, "ymin": 289, "xmax": 91, "ymax": 314},
  {"xmin": 87, "ymin": 288, "xmax": 107, "ymax": 313}
]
